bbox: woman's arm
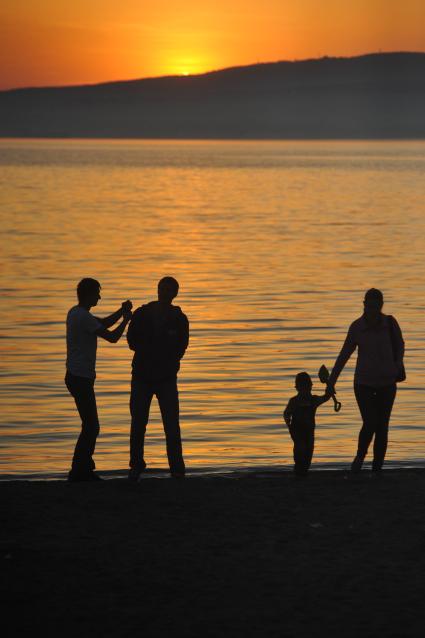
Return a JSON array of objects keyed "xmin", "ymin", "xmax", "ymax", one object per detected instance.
[{"xmin": 327, "ymin": 324, "xmax": 357, "ymax": 389}]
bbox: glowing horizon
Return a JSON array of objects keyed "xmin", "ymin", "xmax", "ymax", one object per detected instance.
[{"xmin": 0, "ymin": 0, "xmax": 424, "ymax": 90}]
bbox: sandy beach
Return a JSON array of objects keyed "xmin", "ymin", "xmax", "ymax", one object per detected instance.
[
  {"xmin": 2, "ymin": 469, "xmax": 424, "ymax": 637},
  {"xmin": 0, "ymin": 470, "xmax": 425, "ymax": 637}
]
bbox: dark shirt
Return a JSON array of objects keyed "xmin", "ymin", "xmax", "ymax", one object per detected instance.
[
  {"xmin": 127, "ymin": 301, "xmax": 189, "ymax": 382},
  {"xmin": 284, "ymin": 394, "xmax": 329, "ymax": 435}
]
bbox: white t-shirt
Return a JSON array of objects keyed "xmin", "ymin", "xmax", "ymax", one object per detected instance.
[{"xmin": 66, "ymin": 306, "xmax": 102, "ymax": 379}]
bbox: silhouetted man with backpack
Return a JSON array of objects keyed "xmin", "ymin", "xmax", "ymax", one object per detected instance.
[{"xmin": 127, "ymin": 277, "xmax": 189, "ymax": 479}]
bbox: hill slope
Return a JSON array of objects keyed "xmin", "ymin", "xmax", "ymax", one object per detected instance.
[{"xmin": 1, "ymin": 53, "xmax": 424, "ymax": 138}]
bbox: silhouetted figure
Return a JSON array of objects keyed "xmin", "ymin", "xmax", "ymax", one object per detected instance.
[
  {"xmin": 327, "ymin": 288, "xmax": 405, "ymax": 473},
  {"xmin": 284, "ymin": 372, "xmax": 332, "ymax": 475},
  {"xmin": 66, "ymin": 278, "xmax": 132, "ymax": 481},
  {"xmin": 127, "ymin": 277, "xmax": 189, "ymax": 479}
]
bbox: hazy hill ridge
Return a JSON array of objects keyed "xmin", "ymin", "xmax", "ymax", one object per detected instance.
[{"xmin": 1, "ymin": 52, "xmax": 424, "ymax": 138}]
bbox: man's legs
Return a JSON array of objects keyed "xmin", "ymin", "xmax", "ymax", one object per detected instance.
[
  {"xmin": 65, "ymin": 372, "xmax": 99, "ymax": 477},
  {"xmin": 372, "ymin": 384, "xmax": 397, "ymax": 471},
  {"xmin": 129, "ymin": 375, "xmax": 153, "ymax": 474},
  {"xmin": 156, "ymin": 378, "xmax": 185, "ymax": 475}
]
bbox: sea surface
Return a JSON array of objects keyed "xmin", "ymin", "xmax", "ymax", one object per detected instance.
[{"xmin": 1, "ymin": 139, "xmax": 424, "ymax": 478}]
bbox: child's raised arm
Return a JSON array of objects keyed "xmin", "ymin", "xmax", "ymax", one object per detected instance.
[
  {"xmin": 315, "ymin": 389, "xmax": 332, "ymax": 407},
  {"xmin": 315, "ymin": 388, "xmax": 342, "ymax": 412}
]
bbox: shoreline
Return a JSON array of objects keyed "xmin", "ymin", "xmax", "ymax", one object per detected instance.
[{"xmin": 1, "ymin": 458, "xmax": 425, "ymax": 482}]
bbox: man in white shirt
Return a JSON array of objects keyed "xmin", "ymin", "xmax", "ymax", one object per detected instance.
[{"xmin": 66, "ymin": 278, "xmax": 132, "ymax": 481}]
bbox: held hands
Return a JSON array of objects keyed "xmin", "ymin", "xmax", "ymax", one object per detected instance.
[
  {"xmin": 318, "ymin": 365, "xmax": 341, "ymax": 412},
  {"xmin": 326, "ymin": 382, "xmax": 336, "ymax": 396},
  {"xmin": 326, "ymin": 383, "xmax": 342, "ymax": 412}
]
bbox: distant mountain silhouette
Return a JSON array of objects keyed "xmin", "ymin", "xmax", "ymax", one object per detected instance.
[{"xmin": 1, "ymin": 53, "xmax": 424, "ymax": 139}]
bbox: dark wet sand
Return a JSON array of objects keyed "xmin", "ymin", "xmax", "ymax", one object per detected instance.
[{"xmin": 2, "ymin": 469, "xmax": 424, "ymax": 637}]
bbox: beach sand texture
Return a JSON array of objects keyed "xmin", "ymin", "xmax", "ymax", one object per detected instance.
[{"xmin": 2, "ymin": 470, "xmax": 424, "ymax": 637}]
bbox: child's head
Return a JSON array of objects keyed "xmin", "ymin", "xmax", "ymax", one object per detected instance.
[{"xmin": 295, "ymin": 371, "xmax": 313, "ymax": 393}]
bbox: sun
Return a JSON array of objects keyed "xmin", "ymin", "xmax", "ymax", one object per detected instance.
[{"xmin": 161, "ymin": 55, "xmax": 212, "ymax": 79}]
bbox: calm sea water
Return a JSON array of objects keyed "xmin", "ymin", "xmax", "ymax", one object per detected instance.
[{"xmin": 1, "ymin": 139, "xmax": 424, "ymax": 477}]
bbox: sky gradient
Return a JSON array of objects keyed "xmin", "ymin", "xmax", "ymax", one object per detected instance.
[{"xmin": 1, "ymin": 0, "xmax": 424, "ymax": 90}]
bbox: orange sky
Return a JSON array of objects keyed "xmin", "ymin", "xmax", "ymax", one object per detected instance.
[{"xmin": 1, "ymin": 0, "xmax": 424, "ymax": 90}]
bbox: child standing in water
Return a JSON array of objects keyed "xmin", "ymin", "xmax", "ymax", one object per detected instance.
[{"xmin": 283, "ymin": 372, "xmax": 332, "ymax": 475}]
